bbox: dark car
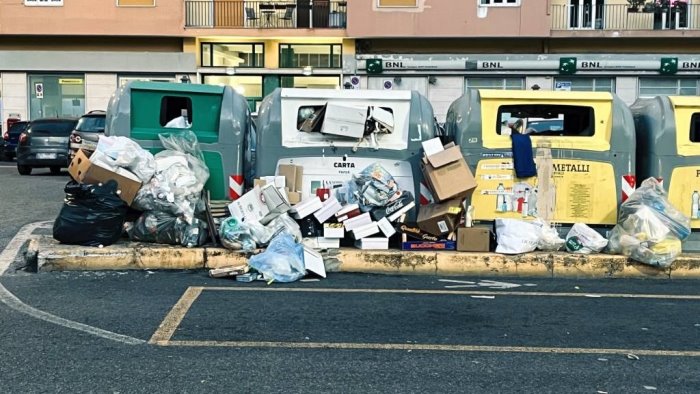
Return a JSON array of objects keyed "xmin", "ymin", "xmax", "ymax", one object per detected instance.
[
  {"xmin": 1, "ymin": 121, "xmax": 30, "ymax": 161},
  {"xmin": 16, "ymin": 118, "xmax": 78, "ymax": 175},
  {"xmin": 70, "ymin": 110, "xmax": 106, "ymax": 158}
]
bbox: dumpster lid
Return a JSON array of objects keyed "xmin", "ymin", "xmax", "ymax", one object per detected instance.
[
  {"xmin": 129, "ymin": 81, "xmax": 225, "ymax": 95},
  {"xmin": 669, "ymin": 96, "xmax": 700, "ymax": 109},
  {"xmin": 478, "ymin": 89, "xmax": 612, "ymax": 102},
  {"xmin": 281, "ymin": 88, "xmax": 411, "ymax": 101}
]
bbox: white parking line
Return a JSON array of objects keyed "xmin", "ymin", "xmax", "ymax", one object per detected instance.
[{"xmin": 0, "ymin": 221, "xmax": 145, "ymax": 345}]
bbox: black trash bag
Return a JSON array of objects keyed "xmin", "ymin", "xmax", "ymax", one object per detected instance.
[
  {"xmin": 53, "ymin": 180, "xmax": 128, "ymax": 246},
  {"xmin": 127, "ymin": 211, "xmax": 208, "ymax": 248}
]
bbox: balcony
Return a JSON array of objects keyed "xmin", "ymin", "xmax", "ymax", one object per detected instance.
[
  {"xmin": 551, "ymin": 3, "xmax": 700, "ymax": 31},
  {"xmin": 185, "ymin": 0, "xmax": 347, "ymax": 29}
]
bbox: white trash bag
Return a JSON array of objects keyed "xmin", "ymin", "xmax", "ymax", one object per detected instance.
[
  {"xmin": 495, "ymin": 218, "xmax": 541, "ymax": 254},
  {"xmin": 565, "ymin": 223, "xmax": 608, "ymax": 254}
]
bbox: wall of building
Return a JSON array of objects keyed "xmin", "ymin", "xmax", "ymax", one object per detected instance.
[
  {"xmin": 347, "ymin": 0, "xmax": 549, "ymax": 38},
  {"xmin": 0, "ymin": 0, "xmax": 184, "ymax": 36}
]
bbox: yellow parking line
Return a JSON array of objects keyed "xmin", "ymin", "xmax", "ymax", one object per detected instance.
[
  {"xmin": 161, "ymin": 340, "xmax": 700, "ymax": 357},
  {"xmin": 148, "ymin": 286, "xmax": 203, "ymax": 345},
  {"xmin": 200, "ymin": 286, "xmax": 700, "ymax": 300}
]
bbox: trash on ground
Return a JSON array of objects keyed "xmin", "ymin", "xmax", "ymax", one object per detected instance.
[
  {"xmin": 608, "ymin": 178, "xmax": 691, "ymax": 267},
  {"xmin": 208, "ymin": 265, "xmax": 248, "ymax": 278},
  {"xmin": 565, "ymin": 223, "xmax": 608, "ymax": 254},
  {"xmin": 53, "ymin": 180, "xmax": 128, "ymax": 247},
  {"xmin": 495, "ymin": 218, "xmax": 541, "ymax": 254},
  {"xmin": 127, "ymin": 211, "xmax": 207, "ymax": 247},
  {"xmin": 626, "ymin": 353, "xmax": 640, "ymax": 360},
  {"xmin": 248, "ymin": 233, "xmax": 306, "ymax": 283}
]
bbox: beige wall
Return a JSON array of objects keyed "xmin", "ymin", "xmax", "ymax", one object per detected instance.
[
  {"xmin": 0, "ymin": 36, "xmax": 184, "ymax": 52},
  {"xmin": 0, "ymin": 0, "xmax": 183, "ymax": 36},
  {"xmin": 347, "ymin": 0, "xmax": 549, "ymax": 38}
]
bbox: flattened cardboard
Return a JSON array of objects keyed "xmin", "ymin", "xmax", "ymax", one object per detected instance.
[
  {"xmin": 287, "ymin": 191, "xmax": 302, "ymax": 205},
  {"xmin": 68, "ymin": 149, "xmax": 142, "ymax": 205},
  {"xmin": 457, "ymin": 227, "xmax": 491, "ymax": 252},
  {"xmin": 303, "ymin": 246, "xmax": 327, "ymax": 278},
  {"xmin": 417, "ymin": 199, "xmax": 463, "ymax": 236},
  {"xmin": 278, "ymin": 164, "xmax": 304, "ymax": 193}
]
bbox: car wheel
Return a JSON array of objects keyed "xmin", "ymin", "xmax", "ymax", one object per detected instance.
[
  {"xmin": 50, "ymin": 166, "xmax": 62, "ymax": 175},
  {"xmin": 17, "ymin": 165, "xmax": 32, "ymax": 175}
]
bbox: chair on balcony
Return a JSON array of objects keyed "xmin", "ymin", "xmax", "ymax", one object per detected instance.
[
  {"xmin": 245, "ymin": 7, "xmax": 259, "ymax": 27},
  {"xmin": 280, "ymin": 6, "xmax": 295, "ymax": 27}
]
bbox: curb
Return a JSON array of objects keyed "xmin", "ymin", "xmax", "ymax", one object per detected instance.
[{"xmin": 28, "ymin": 236, "xmax": 700, "ymax": 279}]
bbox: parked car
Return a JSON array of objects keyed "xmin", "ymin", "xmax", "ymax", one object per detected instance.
[
  {"xmin": 16, "ymin": 118, "xmax": 78, "ymax": 175},
  {"xmin": 69, "ymin": 110, "xmax": 106, "ymax": 158},
  {"xmin": 1, "ymin": 121, "xmax": 29, "ymax": 161}
]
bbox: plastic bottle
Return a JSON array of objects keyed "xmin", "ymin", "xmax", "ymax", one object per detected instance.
[
  {"xmin": 496, "ymin": 183, "xmax": 505, "ymax": 212},
  {"xmin": 522, "ymin": 188, "xmax": 530, "ymax": 218},
  {"xmin": 692, "ymin": 191, "xmax": 699, "ymax": 220}
]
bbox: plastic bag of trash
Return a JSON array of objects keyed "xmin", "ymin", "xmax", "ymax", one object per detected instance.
[
  {"xmin": 495, "ymin": 218, "xmax": 541, "ymax": 254},
  {"xmin": 607, "ymin": 178, "xmax": 690, "ymax": 267},
  {"xmin": 248, "ymin": 233, "xmax": 305, "ymax": 283},
  {"xmin": 127, "ymin": 211, "xmax": 208, "ymax": 248},
  {"xmin": 164, "ymin": 116, "xmax": 192, "ymax": 130},
  {"xmin": 565, "ymin": 223, "xmax": 608, "ymax": 254},
  {"xmin": 616, "ymin": 178, "xmax": 690, "ymax": 241},
  {"xmin": 536, "ymin": 219, "xmax": 565, "ymax": 251},
  {"xmin": 334, "ymin": 163, "xmax": 400, "ymax": 211},
  {"xmin": 92, "ymin": 136, "xmax": 155, "ymax": 183},
  {"xmin": 219, "ymin": 217, "xmax": 257, "ymax": 251},
  {"xmin": 159, "ymin": 129, "xmax": 205, "ymax": 163},
  {"xmin": 53, "ymin": 180, "xmax": 128, "ymax": 247}
]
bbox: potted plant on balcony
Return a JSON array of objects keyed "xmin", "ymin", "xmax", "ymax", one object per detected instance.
[{"xmin": 627, "ymin": 0, "xmax": 646, "ymax": 12}]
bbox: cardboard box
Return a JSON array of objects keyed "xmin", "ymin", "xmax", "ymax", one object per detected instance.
[
  {"xmin": 290, "ymin": 196, "xmax": 323, "ymax": 220},
  {"xmin": 261, "ymin": 184, "xmax": 291, "ymax": 220},
  {"xmin": 401, "ymin": 240, "xmax": 457, "ymax": 251},
  {"xmin": 417, "ymin": 199, "xmax": 463, "ymax": 236},
  {"xmin": 397, "ymin": 223, "xmax": 442, "ymax": 242},
  {"xmin": 303, "ymin": 246, "xmax": 327, "ymax": 278},
  {"xmin": 370, "ymin": 191, "xmax": 415, "ymax": 222},
  {"xmin": 335, "ymin": 204, "xmax": 361, "ymax": 222},
  {"xmin": 288, "ymin": 191, "xmax": 302, "ymax": 205},
  {"xmin": 228, "ymin": 186, "xmax": 269, "ymax": 223},
  {"xmin": 422, "ymin": 144, "xmax": 476, "ymax": 202},
  {"xmin": 343, "ymin": 212, "xmax": 372, "ymax": 232},
  {"xmin": 377, "ymin": 217, "xmax": 396, "ymax": 238},
  {"xmin": 278, "ymin": 164, "xmax": 304, "ymax": 193},
  {"xmin": 457, "ymin": 227, "xmax": 491, "ymax": 252},
  {"xmin": 313, "ymin": 196, "xmax": 343, "ymax": 223},
  {"xmin": 321, "ymin": 103, "xmax": 367, "ymax": 139},
  {"xmin": 355, "ymin": 237, "xmax": 389, "ymax": 250},
  {"xmin": 253, "ymin": 178, "xmax": 267, "ymax": 188},
  {"xmin": 323, "ymin": 223, "xmax": 345, "ymax": 239},
  {"xmin": 352, "ymin": 221, "xmax": 380, "ymax": 240},
  {"xmin": 68, "ymin": 149, "xmax": 142, "ymax": 205}
]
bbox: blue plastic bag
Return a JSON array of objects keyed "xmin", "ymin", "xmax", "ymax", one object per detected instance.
[{"xmin": 248, "ymin": 233, "xmax": 305, "ymax": 283}]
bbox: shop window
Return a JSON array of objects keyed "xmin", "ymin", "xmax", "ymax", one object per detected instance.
[
  {"xmin": 160, "ymin": 96, "xmax": 193, "ymax": 127},
  {"xmin": 28, "ymin": 75, "xmax": 85, "ymax": 120},
  {"xmin": 465, "ymin": 77, "xmax": 524, "ymax": 91},
  {"xmin": 691, "ymin": 113, "xmax": 700, "ymax": 143},
  {"xmin": 377, "ymin": 0, "xmax": 418, "ymax": 6},
  {"xmin": 497, "ymin": 105, "xmax": 594, "ymax": 137},
  {"xmin": 480, "ymin": 0, "xmax": 520, "ymax": 6},
  {"xmin": 279, "ymin": 44, "xmax": 342, "ymax": 68},
  {"xmin": 117, "ymin": 0, "xmax": 155, "ymax": 6},
  {"xmin": 554, "ymin": 77, "xmax": 615, "ymax": 93},
  {"xmin": 639, "ymin": 78, "xmax": 700, "ymax": 98},
  {"xmin": 200, "ymin": 43, "xmax": 264, "ymax": 68}
]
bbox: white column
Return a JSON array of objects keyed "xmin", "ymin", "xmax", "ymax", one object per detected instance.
[
  {"xmin": 427, "ymin": 77, "xmax": 465, "ymax": 123},
  {"xmin": 85, "ymin": 74, "xmax": 117, "ymax": 113},
  {"xmin": 615, "ymin": 77, "xmax": 638, "ymax": 105},
  {"xmin": 0, "ymin": 73, "xmax": 28, "ymax": 122}
]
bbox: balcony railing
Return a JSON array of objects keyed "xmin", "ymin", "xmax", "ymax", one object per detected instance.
[
  {"xmin": 552, "ymin": 3, "xmax": 700, "ymax": 31},
  {"xmin": 185, "ymin": 0, "xmax": 347, "ymax": 29}
]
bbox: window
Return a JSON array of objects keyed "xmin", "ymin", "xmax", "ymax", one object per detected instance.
[
  {"xmin": 160, "ymin": 97, "xmax": 193, "ymax": 127},
  {"xmin": 554, "ymin": 77, "xmax": 615, "ymax": 93},
  {"xmin": 200, "ymin": 43, "xmax": 264, "ymax": 68},
  {"xmin": 281, "ymin": 76, "xmax": 340, "ymax": 89},
  {"xmin": 691, "ymin": 113, "xmax": 700, "ymax": 143},
  {"xmin": 28, "ymin": 75, "xmax": 85, "ymax": 120},
  {"xmin": 465, "ymin": 77, "xmax": 524, "ymax": 90},
  {"xmin": 480, "ymin": 0, "xmax": 520, "ymax": 6},
  {"xmin": 203, "ymin": 75, "xmax": 263, "ymax": 98},
  {"xmin": 377, "ymin": 0, "xmax": 418, "ymax": 6},
  {"xmin": 117, "ymin": 0, "xmax": 155, "ymax": 6},
  {"xmin": 497, "ymin": 105, "xmax": 595, "ymax": 137},
  {"xmin": 24, "ymin": 0, "xmax": 63, "ymax": 6},
  {"xmin": 639, "ymin": 78, "xmax": 700, "ymax": 98},
  {"xmin": 28, "ymin": 120, "xmax": 76, "ymax": 137},
  {"xmin": 279, "ymin": 44, "xmax": 342, "ymax": 68}
]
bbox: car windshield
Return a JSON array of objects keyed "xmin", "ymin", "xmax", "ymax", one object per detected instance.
[
  {"xmin": 8, "ymin": 122, "xmax": 28, "ymax": 134},
  {"xmin": 29, "ymin": 121, "xmax": 77, "ymax": 137},
  {"xmin": 75, "ymin": 116, "xmax": 105, "ymax": 132}
]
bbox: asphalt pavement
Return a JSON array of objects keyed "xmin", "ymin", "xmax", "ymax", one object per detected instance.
[{"xmin": 1, "ymin": 161, "xmax": 700, "ymax": 393}]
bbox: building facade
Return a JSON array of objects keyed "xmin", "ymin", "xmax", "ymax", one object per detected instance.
[
  {"xmin": 345, "ymin": 0, "xmax": 700, "ymax": 121},
  {"xmin": 3, "ymin": 0, "xmax": 700, "ymax": 124}
]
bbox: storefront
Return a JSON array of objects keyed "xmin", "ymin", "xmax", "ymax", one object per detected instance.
[{"xmin": 348, "ymin": 54, "xmax": 700, "ymax": 121}]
